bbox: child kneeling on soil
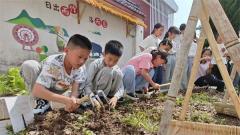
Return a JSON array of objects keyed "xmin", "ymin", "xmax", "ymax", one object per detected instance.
[
  {"xmin": 84, "ymin": 40, "xmax": 124, "ymax": 109},
  {"xmin": 122, "ymin": 50, "xmax": 168, "ymax": 100},
  {"xmin": 194, "ymin": 49, "xmax": 225, "ymax": 92},
  {"xmin": 153, "ymin": 39, "xmax": 173, "ymax": 85},
  {"xmin": 20, "ymin": 34, "xmax": 92, "ymax": 114}
]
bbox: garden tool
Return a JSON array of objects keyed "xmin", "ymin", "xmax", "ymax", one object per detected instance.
[
  {"xmin": 97, "ymin": 90, "xmax": 109, "ymax": 104},
  {"xmin": 96, "ymin": 90, "xmax": 113, "ymax": 110},
  {"xmin": 136, "ymin": 83, "xmax": 171, "ymax": 98},
  {"xmin": 89, "ymin": 93, "xmax": 102, "ymax": 111}
]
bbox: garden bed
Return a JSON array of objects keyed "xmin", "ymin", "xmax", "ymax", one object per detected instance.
[{"xmin": 8, "ymin": 90, "xmax": 240, "ymax": 135}]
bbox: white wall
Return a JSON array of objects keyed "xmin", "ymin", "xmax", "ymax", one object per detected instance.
[
  {"xmin": 0, "ymin": 0, "xmax": 137, "ymax": 71},
  {"xmin": 135, "ymin": 25, "xmax": 144, "ymax": 54}
]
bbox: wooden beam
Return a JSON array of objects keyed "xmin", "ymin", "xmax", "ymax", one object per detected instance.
[
  {"xmin": 76, "ymin": 0, "xmax": 80, "ymax": 24},
  {"xmin": 203, "ymin": 0, "xmax": 240, "ymax": 74},
  {"xmin": 179, "ymin": 32, "xmax": 206, "ymax": 121},
  {"xmin": 214, "ymin": 102, "xmax": 238, "ymax": 118},
  {"xmin": 200, "ymin": 1, "xmax": 240, "ymax": 118},
  {"xmin": 158, "ymin": 0, "xmax": 201, "ymax": 134},
  {"xmin": 223, "ymin": 65, "xmax": 237, "ymax": 101}
]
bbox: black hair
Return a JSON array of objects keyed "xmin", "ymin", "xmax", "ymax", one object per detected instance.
[
  {"xmin": 201, "ymin": 49, "xmax": 212, "ymax": 57},
  {"xmin": 150, "ymin": 49, "xmax": 168, "ymax": 64},
  {"xmin": 104, "ymin": 40, "xmax": 124, "ymax": 57},
  {"xmin": 67, "ymin": 34, "xmax": 92, "ymax": 50},
  {"xmin": 200, "ymin": 49, "xmax": 212, "ymax": 63},
  {"xmin": 179, "ymin": 23, "xmax": 186, "ymax": 32},
  {"xmin": 151, "ymin": 23, "xmax": 164, "ymax": 34},
  {"xmin": 159, "ymin": 39, "xmax": 173, "ymax": 49},
  {"xmin": 163, "ymin": 26, "xmax": 181, "ymax": 39}
]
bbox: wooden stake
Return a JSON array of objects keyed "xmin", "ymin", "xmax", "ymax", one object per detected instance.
[
  {"xmin": 200, "ymin": 1, "xmax": 240, "ymax": 118},
  {"xmin": 158, "ymin": 0, "xmax": 201, "ymax": 134},
  {"xmin": 224, "ymin": 65, "xmax": 237, "ymax": 101},
  {"xmin": 203, "ymin": 0, "xmax": 240, "ymax": 74},
  {"xmin": 214, "ymin": 102, "xmax": 238, "ymax": 118},
  {"xmin": 76, "ymin": 0, "xmax": 80, "ymax": 24},
  {"xmin": 179, "ymin": 32, "xmax": 206, "ymax": 121}
]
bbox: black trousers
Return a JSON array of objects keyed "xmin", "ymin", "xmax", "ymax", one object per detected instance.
[
  {"xmin": 194, "ymin": 74, "xmax": 224, "ymax": 92},
  {"xmin": 211, "ymin": 64, "xmax": 232, "ymax": 80},
  {"xmin": 211, "ymin": 65, "xmax": 223, "ymax": 80}
]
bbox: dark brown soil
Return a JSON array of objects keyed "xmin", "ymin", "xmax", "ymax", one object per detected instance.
[{"xmin": 24, "ymin": 90, "xmax": 240, "ymax": 135}]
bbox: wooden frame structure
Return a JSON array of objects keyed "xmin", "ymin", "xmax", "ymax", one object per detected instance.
[{"xmin": 158, "ymin": 0, "xmax": 240, "ymax": 134}]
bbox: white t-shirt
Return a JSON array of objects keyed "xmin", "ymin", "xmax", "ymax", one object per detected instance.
[
  {"xmin": 36, "ymin": 53, "xmax": 87, "ymax": 93},
  {"xmin": 211, "ymin": 43, "xmax": 227, "ymax": 64},
  {"xmin": 169, "ymin": 35, "xmax": 182, "ymax": 55},
  {"xmin": 141, "ymin": 46, "xmax": 157, "ymax": 54},
  {"xmin": 139, "ymin": 34, "xmax": 160, "ymax": 50},
  {"xmin": 173, "ymin": 34, "xmax": 197, "ymax": 56},
  {"xmin": 188, "ymin": 42, "xmax": 197, "ymax": 57},
  {"xmin": 196, "ymin": 61, "xmax": 211, "ymax": 79}
]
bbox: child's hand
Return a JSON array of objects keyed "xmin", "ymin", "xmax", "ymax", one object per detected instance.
[
  {"xmin": 223, "ymin": 53, "xmax": 229, "ymax": 57},
  {"xmin": 209, "ymin": 64, "xmax": 213, "ymax": 68},
  {"xmin": 109, "ymin": 96, "xmax": 118, "ymax": 109},
  {"xmin": 221, "ymin": 48, "xmax": 226, "ymax": 53},
  {"xmin": 70, "ymin": 97, "xmax": 80, "ymax": 111},
  {"xmin": 204, "ymin": 56, "xmax": 211, "ymax": 61},
  {"xmin": 64, "ymin": 97, "xmax": 78, "ymax": 112},
  {"xmin": 153, "ymin": 83, "xmax": 161, "ymax": 90}
]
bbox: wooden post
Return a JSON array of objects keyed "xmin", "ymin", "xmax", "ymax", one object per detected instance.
[
  {"xmin": 223, "ymin": 65, "xmax": 237, "ymax": 101},
  {"xmin": 76, "ymin": 0, "xmax": 80, "ymax": 24},
  {"xmin": 203, "ymin": 0, "xmax": 240, "ymax": 74},
  {"xmin": 158, "ymin": 0, "xmax": 201, "ymax": 134},
  {"xmin": 214, "ymin": 102, "xmax": 238, "ymax": 118},
  {"xmin": 179, "ymin": 32, "xmax": 206, "ymax": 121},
  {"xmin": 200, "ymin": 2, "xmax": 240, "ymax": 118}
]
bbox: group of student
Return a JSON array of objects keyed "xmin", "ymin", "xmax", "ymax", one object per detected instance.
[{"xmin": 20, "ymin": 22, "xmax": 229, "ymax": 115}]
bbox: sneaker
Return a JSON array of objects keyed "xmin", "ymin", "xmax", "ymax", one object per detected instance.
[
  {"xmin": 135, "ymin": 92, "xmax": 151, "ymax": 99},
  {"xmin": 118, "ymin": 97, "xmax": 124, "ymax": 103},
  {"xmin": 33, "ymin": 99, "xmax": 51, "ymax": 115},
  {"xmin": 124, "ymin": 93, "xmax": 139, "ymax": 101}
]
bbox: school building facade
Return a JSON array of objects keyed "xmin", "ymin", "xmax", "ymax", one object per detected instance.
[{"xmin": 0, "ymin": 0, "xmax": 178, "ymax": 72}]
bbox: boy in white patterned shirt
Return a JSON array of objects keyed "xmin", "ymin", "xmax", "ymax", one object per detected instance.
[{"xmin": 20, "ymin": 34, "xmax": 91, "ymax": 114}]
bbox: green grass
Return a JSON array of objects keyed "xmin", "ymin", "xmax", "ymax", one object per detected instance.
[
  {"xmin": 157, "ymin": 93, "xmax": 167, "ymax": 102},
  {"xmin": 191, "ymin": 92, "xmax": 217, "ymax": 104},
  {"xmin": 5, "ymin": 125, "xmax": 27, "ymax": 135},
  {"xmin": 190, "ymin": 111, "xmax": 214, "ymax": 123},
  {"xmin": 121, "ymin": 111, "xmax": 159, "ymax": 134},
  {"xmin": 82, "ymin": 128, "xmax": 95, "ymax": 135}
]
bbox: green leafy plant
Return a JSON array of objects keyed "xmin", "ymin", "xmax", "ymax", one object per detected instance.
[
  {"xmin": 83, "ymin": 128, "xmax": 95, "ymax": 135},
  {"xmin": 6, "ymin": 125, "xmax": 27, "ymax": 135},
  {"xmin": 176, "ymin": 97, "xmax": 184, "ymax": 106},
  {"xmin": 0, "ymin": 67, "xmax": 27, "ymax": 96}
]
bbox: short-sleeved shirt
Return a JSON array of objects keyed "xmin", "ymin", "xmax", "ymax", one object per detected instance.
[
  {"xmin": 196, "ymin": 61, "xmax": 211, "ymax": 79},
  {"xmin": 139, "ymin": 34, "xmax": 160, "ymax": 50},
  {"xmin": 211, "ymin": 43, "xmax": 228, "ymax": 64},
  {"xmin": 126, "ymin": 53, "xmax": 153, "ymax": 74},
  {"xmin": 168, "ymin": 35, "xmax": 182, "ymax": 55},
  {"xmin": 36, "ymin": 53, "xmax": 87, "ymax": 94},
  {"xmin": 188, "ymin": 42, "xmax": 198, "ymax": 57}
]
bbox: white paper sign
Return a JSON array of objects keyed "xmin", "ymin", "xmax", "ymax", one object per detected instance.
[{"xmin": 1, "ymin": 96, "xmax": 34, "ymax": 133}]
